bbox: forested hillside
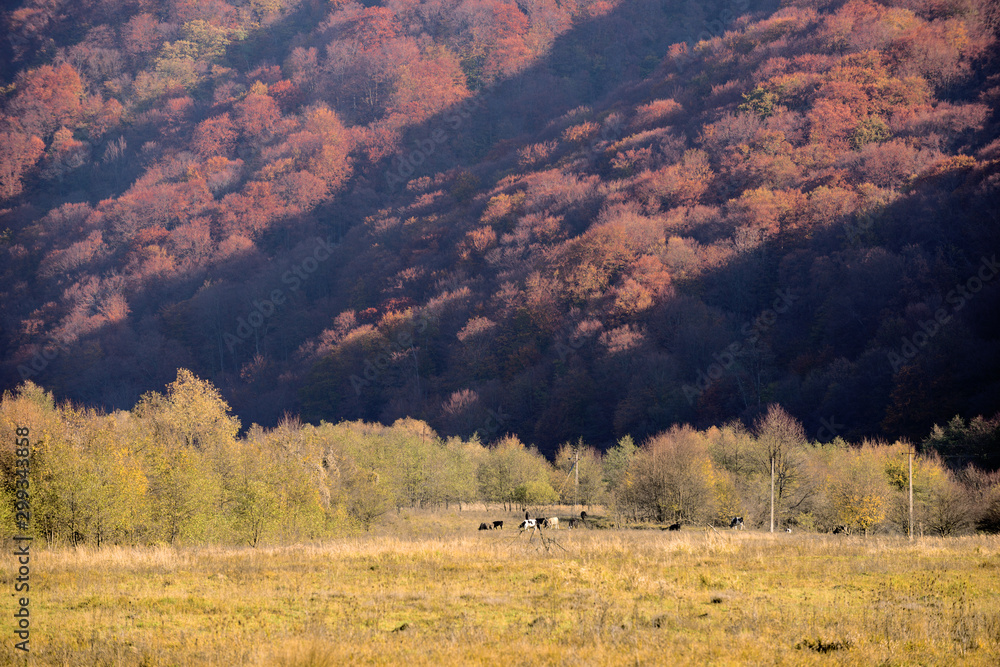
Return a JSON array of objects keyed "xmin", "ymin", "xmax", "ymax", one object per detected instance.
[{"xmin": 2, "ymin": 0, "xmax": 999, "ymax": 456}]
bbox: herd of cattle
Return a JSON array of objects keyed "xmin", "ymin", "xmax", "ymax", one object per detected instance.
[
  {"xmin": 478, "ymin": 511, "xmax": 589, "ymax": 531},
  {"xmin": 478, "ymin": 512, "xmax": 851, "ymax": 534}
]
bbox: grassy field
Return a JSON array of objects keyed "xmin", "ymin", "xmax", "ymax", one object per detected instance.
[{"xmin": 4, "ymin": 508, "xmax": 1000, "ymax": 666}]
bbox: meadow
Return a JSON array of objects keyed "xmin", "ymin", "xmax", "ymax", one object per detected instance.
[{"xmin": 4, "ymin": 508, "xmax": 1000, "ymax": 666}]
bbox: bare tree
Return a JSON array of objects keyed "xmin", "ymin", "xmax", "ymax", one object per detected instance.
[
  {"xmin": 751, "ymin": 404, "xmax": 808, "ymax": 531},
  {"xmin": 624, "ymin": 426, "xmax": 717, "ymax": 525}
]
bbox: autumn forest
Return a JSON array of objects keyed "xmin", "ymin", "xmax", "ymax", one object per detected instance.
[{"xmin": 2, "ymin": 0, "xmax": 999, "ymax": 467}]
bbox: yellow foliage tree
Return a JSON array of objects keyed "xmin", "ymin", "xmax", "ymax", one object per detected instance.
[
  {"xmin": 477, "ymin": 434, "xmax": 557, "ymax": 510},
  {"xmin": 136, "ymin": 368, "xmax": 240, "ymax": 455},
  {"xmin": 830, "ymin": 444, "xmax": 890, "ymax": 536}
]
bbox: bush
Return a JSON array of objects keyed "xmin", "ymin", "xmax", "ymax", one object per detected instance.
[{"xmin": 851, "ymin": 116, "xmax": 891, "ymax": 149}]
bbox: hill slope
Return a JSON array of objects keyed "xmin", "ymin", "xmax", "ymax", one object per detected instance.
[{"xmin": 1, "ymin": 0, "xmax": 999, "ymax": 454}]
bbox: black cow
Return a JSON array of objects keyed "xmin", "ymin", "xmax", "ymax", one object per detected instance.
[
  {"xmin": 730, "ymin": 516, "xmax": 744, "ymax": 530},
  {"xmin": 833, "ymin": 525, "xmax": 848, "ymax": 534},
  {"xmin": 478, "ymin": 522, "xmax": 490, "ymax": 531},
  {"xmin": 492, "ymin": 520, "xmax": 504, "ymax": 530},
  {"xmin": 667, "ymin": 522, "xmax": 681, "ymax": 531}
]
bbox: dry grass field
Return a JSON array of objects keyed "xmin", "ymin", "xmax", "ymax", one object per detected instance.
[{"xmin": 4, "ymin": 508, "xmax": 1000, "ymax": 666}]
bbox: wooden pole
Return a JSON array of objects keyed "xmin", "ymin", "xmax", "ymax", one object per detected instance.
[
  {"xmin": 770, "ymin": 455, "xmax": 775, "ymax": 533},
  {"xmin": 908, "ymin": 447, "xmax": 914, "ymax": 541},
  {"xmin": 575, "ymin": 446, "xmax": 579, "ymax": 509}
]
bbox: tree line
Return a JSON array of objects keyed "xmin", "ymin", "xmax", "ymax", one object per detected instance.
[{"xmin": 2, "ymin": 372, "xmax": 998, "ymax": 547}]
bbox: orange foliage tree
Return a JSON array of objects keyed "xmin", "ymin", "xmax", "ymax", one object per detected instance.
[{"xmin": 9, "ymin": 63, "xmax": 85, "ymax": 138}]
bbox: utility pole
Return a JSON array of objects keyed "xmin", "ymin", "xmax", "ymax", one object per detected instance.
[
  {"xmin": 574, "ymin": 445, "xmax": 580, "ymax": 509},
  {"xmin": 908, "ymin": 447, "xmax": 914, "ymax": 541},
  {"xmin": 770, "ymin": 455, "xmax": 775, "ymax": 533}
]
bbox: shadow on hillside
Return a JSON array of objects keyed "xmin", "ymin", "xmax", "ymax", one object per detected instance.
[{"xmin": 7, "ymin": 0, "xmax": 807, "ymax": 434}]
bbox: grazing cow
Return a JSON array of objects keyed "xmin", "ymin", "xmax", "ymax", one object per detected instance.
[
  {"xmin": 548, "ymin": 517, "xmax": 559, "ymax": 529},
  {"xmin": 833, "ymin": 525, "xmax": 848, "ymax": 534},
  {"xmin": 492, "ymin": 520, "xmax": 504, "ymax": 530},
  {"xmin": 729, "ymin": 516, "xmax": 744, "ymax": 530},
  {"xmin": 478, "ymin": 522, "xmax": 490, "ymax": 531},
  {"xmin": 538, "ymin": 518, "xmax": 549, "ymax": 529},
  {"xmin": 580, "ymin": 511, "xmax": 588, "ymax": 521},
  {"xmin": 519, "ymin": 519, "xmax": 537, "ymax": 531},
  {"xmin": 667, "ymin": 522, "xmax": 681, "ymax": 531}
]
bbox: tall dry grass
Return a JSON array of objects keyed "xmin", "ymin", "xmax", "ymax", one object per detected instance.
[{"xmin": 3, "ymin": 509, "xmax": 999, "ymax": 665}]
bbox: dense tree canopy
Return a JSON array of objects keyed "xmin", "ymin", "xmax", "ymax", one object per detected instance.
[{"xmin": 3, "ymin": 383, "xmax": 998, "ymax": 544}]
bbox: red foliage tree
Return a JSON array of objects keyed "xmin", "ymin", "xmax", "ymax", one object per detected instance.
[
  {"xmin": 639, "ymin": 149, "xmax": 713, "ymax": 209},
  {"xmin": 388, "ymin": 46, "xmax": 469, "ymax": 121},
  {"xmin": 122, "ymin": 13, "xmax": 168, "ymax": 59},
  {"xmin": 490, "ymin": 2, "xmax": 530, "ymax": 41},
  {"xmin": 286, "ymin": 47, "xmax": 319, "ymax": 88},
  {"xmin": 38, "ymin": 230, "xmax": 105, "ymax": 279},
  {"xmin": 219, "ymin": 180, "xmax": 285, "ymax": 238},
  {"xmin": 267, "ymin": 80, "xmax": 304, "ymax": 112},
  {"xmin": 9, "ymin": 63, "xmax": 85, "ymax": 137},
  {"xmin": 729, "ymin": 187, "xmax": 806, "ymax": 237},
  {"xmin": 474, "ymin": 1, "xmax": 532, "ymax": 81},
  {"xmin": 808, "ymin": 98, "xmax": 858, "ymax": 149},
  {"xmin": 0, "ymin": 125, "xmax": 45, "ymax": 200},
  {"xmin": 162, "ymin": 96, "xmax": 196, "ymax": 136},
  {"xmin": 278, "ymin": 170, "xmax": 329, "ymax": 214},
  {"xmin": 88, "ymin": 98, "xmax": 124, "ymax": 139},
  {"xmin": 852, "ymin": 138, "xmax": 940, "ymax": 187},
  {"xmin": 247, "ymin": 65, "xmax": 283, "ymax": 85},
  {"xmin": 192, "ymin": 113, "xmax": 238, "ymax": 158},
  {"xmin": 234, "ymin": 90, "xmax": 282, "ymax": 142},
  {"xmin": 815, "ymin": 80, "xmax": 872, "ymax": 117},
  {"xmin": 168, "ymin": 216, "xmax": 214, "ymax": 269},
  {"xmin": 303, "ymin": 105, "xmax": 354, "ymax": 190},
  {"xmin": 350, "ymin": 6, "xmax": 402, "ymax": 50}
]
